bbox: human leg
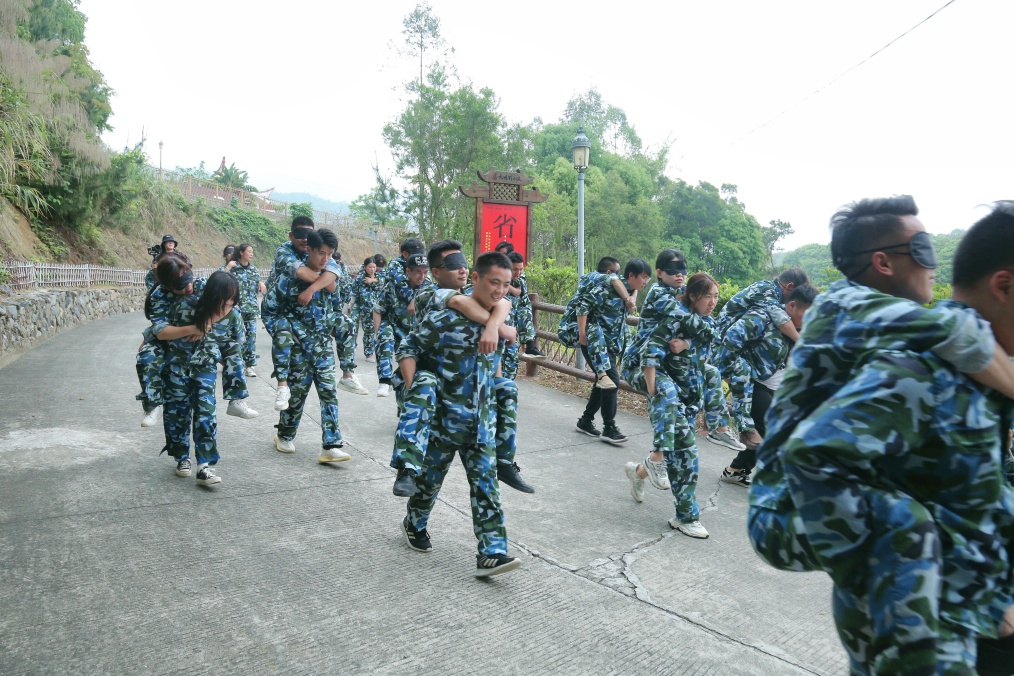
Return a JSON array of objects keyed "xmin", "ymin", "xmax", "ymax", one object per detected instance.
[
  {"xmin": 666, "ymin": 402, "xmax": 701, "ymax": 527},
  {"xmin": 242, "ymin": 317, "xmax": 258, "ymax": 367},
  {"xmin": 459, "ymin": 442, "xmax": 508, "ymax": 557},
  {"xmin": 161, "ymin": 354, "xmax": 192, "ymax": 463},
  {"xmin": 492, "ymin": 377, "xmax": 532, "ymax": 493},
  {"xmin": 275, "ymin": 342, "xmax": 313, "ymax": 445},
  {"xmin": 405, "ymin": 436, "xmax": 457, "ymax": 534},
  {"xmin": 190, "ymin": 368, "xmax": 221, "ymax": 468}
]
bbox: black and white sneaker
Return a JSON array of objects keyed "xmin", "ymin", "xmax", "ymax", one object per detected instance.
[
  {"xmin": 575, "ymin": 417, "xmax": 601, "ymax": 438},
  {"xmin": 393, "ymin": 468, "xmax": 418, "ymax": 497},
  {"xmin": 195, "ymin": 467, "xmax": 221, "ymax": 486},
  {"xmin": 497, "ymin": 462, "xmax": 535, "ymax": 494},
  {"xmin": 175, "ymin": 459, "xmax": 192, "ymax": 477},
  {"xmin": 401, "ymin": 517, "xmax": 431, "ymax": 552},
  {"xmin": 600, "ymin": 425, "xmax": 628, "ymax": 445},
  {"xmin": 523, "ymin": 341, "xmax": 547, "ymax": 360},
  {"xmin": 475, "ymin": 554, "xmax": 521, "ymax": 578},
  {"xmin": 721, "ymin": 467, "xmax": 751, "ymax": 487}
]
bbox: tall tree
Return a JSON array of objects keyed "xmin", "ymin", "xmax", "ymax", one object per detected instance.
[
  {"xmin": 398, "ymin": 2, "xmax": 450, "ymax": 91},
  {"xmin": 761, "ymin": 218, "xmax": 794, "ymax": 270}
]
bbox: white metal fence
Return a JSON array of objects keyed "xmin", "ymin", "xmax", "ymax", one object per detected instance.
[{"xmin": 0, "ymin": 261, "xmax": 272, "ymax": 292}]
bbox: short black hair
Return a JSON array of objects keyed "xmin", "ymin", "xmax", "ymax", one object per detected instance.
[
  {"xmin": 362, "ymin": 256, "xmax": 375, "ymax": 267},
  {"xmin": 507, "ymin": 251, "xmax": 524, "ymax": 265},
  {"xmin": 830, "ymin": 195, "xmax": 918, "ymax": 278},
  {"xmin": 655, "ymin": 249, "xmax": 685, "ymax": 271},
  {"xmin": 596, "ymin": 256, "xmax": 620, "ymax": 274},
  {"xmin": 777, "ymin": 268, "xmax": 808, "ymax": 287},
  {"xmin": 494, "ymin": 241, "xmax": 515, "ymax": 253},
  {"xmin": 474, "ymin": 251, "xmax": 511, "ymax": 277},
  {"xmin": 953, "ymin": 202, "xmax": 1014, "ymax": 288},
  {"xmin": 291, "ymin": 215, "xmax": 315, "ymax": 230},
  {"xmin": 427, "ymin": 239, "xmax": 464, "ymax": 269},
  {"xmin": 624, "ymin": 258, "xmax": 651, "ymax": 279},
  {"xmin": 332, "ymin": 250, "xmax": 342, "ymax": 261},
  {"xmin": 788, "ymin": 284, "xmax": 820, "ymax": 306},
  {"xmin": 307, "ymin": 228, "xmax": 338, "ymax": 251},
  {"xmin": 401, "ymin": 237, "xmax": 424, "ymax": 254}
]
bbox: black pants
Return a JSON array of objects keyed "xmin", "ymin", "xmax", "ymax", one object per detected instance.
[
  {"xmin": 730, "ymin": 381, "xmax": 775, "ymax": 471},
  {"xmin": 580, "ymin": 347, "xmax": 618, "ymax": 428}
]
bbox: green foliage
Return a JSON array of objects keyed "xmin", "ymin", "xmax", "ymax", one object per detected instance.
[
  {"xmin": 205, "ymin": 204, "xmax": 288, "ymax": 248},
  {"xmin": 524, "ymin": 262, "xmax": 579, "ymax": 306},
  {"xmin": 30, "ymin": 217, "xmax": 68, "ymax": 258},
  {"xmin": 715, "ymin": 280, "xmax": 742, "ymax": 314},
  {"xmin": 0, "ymin": 75, "xmax": 52, "ymax": 218},
  {"xmin": 22, "ymin": 0, "xmax": 85, "ymax": 44},
  {"xmin": 289, "ymin": 202, "xmax": 313, "ymax": 219},
  {"xmin": 211, "ymin": 162, "xmax": 256, "ymax": 191},
  {"xmin": 349, "ymin": 167, "xmax": 406, "ymax": 227}
]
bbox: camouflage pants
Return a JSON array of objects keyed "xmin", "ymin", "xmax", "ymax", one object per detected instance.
[
  {"xmin": 664, "ymin": 446, "xmax": 700, "ymax": 524},
  {"xmin": 516, "ymin": 303, "xmax": 535, "ymax": 344},
  {"xmin": 502, "ymin": 342, "xmax": 520, "ymax": 380},
  {"xmin": 722, "ymin": 355, "xmax": 756, "ymax": 432},
  {"xmin": 406, "ymin": 439, "xmax": 507, "ymax": 557},
  {"xmin": 703, "ymin": 363, "xmax": 730, "ymax": 431},
  {"xmin": 333, "ymin": 312, "xmax": 357, "ymax": 373},
  {"xmin": 241, "ymin": 316, "xmax": 258, "ymax": 367},
  {"xmin": 751, "ymin": 494, "xmax": 952, "ymax": 673},
  {"xmin": 624, "ymin": 368, "xmax": 695, "ymax": 453},
  {"xmin": 376, "ymin": 323, "xmax": 394, "ymax": 380},
  {"xmin": 584, "ymin": 324, "xmax": 612, "ymax": 375},
  {"xmin": 392, "ymin": 373, "xmax": 518, "ymax": 472},
  {"xmin": 135, "ymin": 341, "xmax": 164, "ymax": 413},
  {"xmin": 276, "ymin": 325, "xmax": 343, "ymax": 447},
  {"xmin": 263, "ymin": 315, "xmax": 295, "ymax": 382},
  {"xmin": 357, "ymin": 310, "xmax": 377, "ymax": 358},
  {"xmin": 161, "ymin": 357, "xmax": 220, "ymax": 465}
]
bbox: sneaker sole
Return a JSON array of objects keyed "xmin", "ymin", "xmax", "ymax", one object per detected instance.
[
  {"xmin": 720, "ymin": 476, "xmax": 750, "ymax": 487},
  {"xmin": 575, "ymin": 424, "xmax": 601, "ymax": 438},
  {"xmin": 196, "ymin": 477, "xmax": 222, "ymax": 486},
  {"xmin": 475, "ymin": 558, "xmax": 522, "ymax": 578},
  {"xmin": 317, "ymin": 454, "xmax": 351, "ymax": 463},
  {"xmin": 624, "ymin": 465, "xmax": 644, "ymax": 503},
  {"xmin": 677, "ymin": 526, "xmax": 709, "ymax": 539},
  {"xmin": 227, "ymin": 410, "xmax": 260, "ymax": 419},
  {"xmin": 499, "ymin": 477, "xmax": 536, "ymax": 494},
  {"xmin": 707, "ymin": 435, "xmax": 747, "ymax": 451},
  {"xmin": 600, "ymin": 436, "xmax": 628, "ymax": 446},
  {"xmin": 274, "ymin": 437, "xmax": 296, "ymax": 454},
  {"xmin": 337, "ymin": 383, "xmax": 370, "ymax": 395},
  {"xmin": 175, "ymin": 469, "xmax": 191, "ymax": 478},
  {"xmin": 401, "ymin": 520, "xmax": 431, "ymax": 553}
]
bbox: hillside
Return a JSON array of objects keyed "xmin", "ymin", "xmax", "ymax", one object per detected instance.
[
  {"xmin": 0, "ymin": 196, "xmax": 383, "ymax": 272},
  {"xmin": 270, "ymin": 192, "xmax": 350, "ymax": 215}
]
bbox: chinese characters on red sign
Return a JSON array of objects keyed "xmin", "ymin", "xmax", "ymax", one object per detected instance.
[{"xmin": 479, "ymin": 203, "xmax": 528, "ymax": 261}]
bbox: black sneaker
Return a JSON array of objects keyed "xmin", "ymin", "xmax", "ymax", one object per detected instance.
[
  {"xmin": 497, "ymin": 462, "xmax": 535, "ymax": 494},
  {"xmin": 600, "ymin": 425, "xmax": 628, "ymax": 445},
  {"xmin": 721, "ymin": 467, "xmax": 751, "ymax": 487},
  {"xmin": 575, "ymin": 417, "xmax": 601, "ymax": 438},
  {"xmin": 401, "ymin": 517, "xmax": 431, "ymax": 552},
  {"xmin": 523, "ymin": 341, "xmax": 547, "ymax": 360},
  {"xmin": 393, "ymin": 467, "xmax": 418, "ymax": 497},
  {"xmin": 475, "ymin": 554, "xmax": 521, "ymax": 578},
  {"xmin": 175, "ymin": 459, "xmax": 192, "ymax": 477},
  {"xmin": 195, "ymin": 467, "xmax": 221, "ymax": 486}
]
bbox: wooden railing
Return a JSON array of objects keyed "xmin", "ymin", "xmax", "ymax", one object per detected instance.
[{"xmin": 521, "ymin": 293, "xmax": 639, "ymax": 393}]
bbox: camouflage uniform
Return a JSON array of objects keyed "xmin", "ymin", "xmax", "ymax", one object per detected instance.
[
  {"xmin": 716, "ymin": 278, "xmax": 789, "ymax": 336},
  {"xmin": 261, "ymin": 242, "xmax": 307, "ymax": 382},
  {"xmin": 717, "ymin": 307, "xmax": 792, "ymax": 433},
  {"xmin": 749, "ymin": 280, "xmax": 1007, "ymax": 673},
  {"xmin": 229, "ymin": 262, "xmax": 262, "ymax": 367},
  {"xmin": 136, "ymin": 284, "xmax": 171, "ymax": 414},
  {"xmin": 273, "ymin": 266, "xmax": 344, "ymax": 447},
  {"xmin": 373, "ymin": 255, "xmax": 412, "ymax": 382},
  {"xmin": 151, "ymin": 279, "xmax": 249, "ymax": 463},
  {"xmin": 501, "ymin": 274, "xmax": 536, "ymax": 380},
  {"xmin": 392, "ymin": 288, "xmax": 518, "ymax": 473},
  {"xmin": 622, "ymin": 301, "xmax": 718, "ymax": 523},
  {"xmin": 558, "ymin": 271, "xmax": 619, "ymax": 375},
  {"xmin": 144, "ymin": 268, "xmax": 157, "ymax": 290},
  {"xmin": 399, "ymin": 307, "xmax": 509, "ymax": 557},
  {"xmin": 329, "ymin": 271, "xmax": 358, "ymax": 374},
  {"xmin": 351, "ymin": 269, "xmax": 381, "ymax": 359}
]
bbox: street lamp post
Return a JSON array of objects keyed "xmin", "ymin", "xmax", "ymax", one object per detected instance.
[
  {"xmin": 158, "ymin": 140, "xmax": 163, "ymax": 180},
  {"xmin": 572, "ymin": 127, "xmax": 591, "ymax": 370}
]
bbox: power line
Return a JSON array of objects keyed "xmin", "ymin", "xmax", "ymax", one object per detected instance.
[{"xmin": 681, "ymin": 0, "xmax": 959, "ymax": 167}]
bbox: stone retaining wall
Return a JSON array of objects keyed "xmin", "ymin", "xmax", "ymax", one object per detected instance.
[{"xmin": 0, "ymin": 287, "xmax": 145, "ymax": 369}]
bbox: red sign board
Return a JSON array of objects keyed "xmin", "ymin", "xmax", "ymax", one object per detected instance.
[{"xmin": 479, "ymin": 203, "xmax": 529, "ymax": 261}]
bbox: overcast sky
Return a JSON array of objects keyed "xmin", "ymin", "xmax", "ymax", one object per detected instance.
[{"xmin": 80, "ymin": 0, "xmax": 1014, "ymax": 249}]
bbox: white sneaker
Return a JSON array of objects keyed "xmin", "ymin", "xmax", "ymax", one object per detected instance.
[
  {"xmin": 245, "ymin": 366, "xmax": 257, "ymax": 378},
  {"xmin": 624, "ymin": 462, "xmax": 644, "ymax": 503},
  {"xmin": 366, "ymin": 355, "xmax": 376, "ymax": 363},
  {"xmin": 707, "ymin": 429, "xmax": 747, "ymax": 451},
  {"xmin": 274, "ymin": 434, "xmax": 296, "ymax": 454},
  {"xmin": 318, "ymin": 445, "xmax": 351, "ymax": 463},
  {"xmin": 643, "ymin": 454, "xmax": 671, "ymax": 491},
  {"xmin": 141, "ymin": 405, "xmax": 162, "ymax": 428},
  {"xmin": 226, "ymin": 399, "xmax": 259, "ymax": 419},
  {"xmin": 670, "ymin": 519, "xmax": 710, "ymax": 539},
  {"xmin": 376, "ymin": 383, "xmax": 392, "ymax": 398},
  {"xmin": 274, "ymin": 385, "xmax": 290, "ymax": 411},
  {"xmin": 338, "ymin": 374, "xmax": 369, "ymax": 395}
]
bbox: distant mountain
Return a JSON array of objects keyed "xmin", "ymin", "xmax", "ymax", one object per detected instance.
[{"xmin": 270, "ymin": 192, "xmax": 349, "ymax": 215}]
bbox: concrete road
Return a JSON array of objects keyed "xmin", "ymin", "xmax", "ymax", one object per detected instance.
[{"xmin": 0, "ymin": 312, "xmax": 846, "ymax": 674}]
